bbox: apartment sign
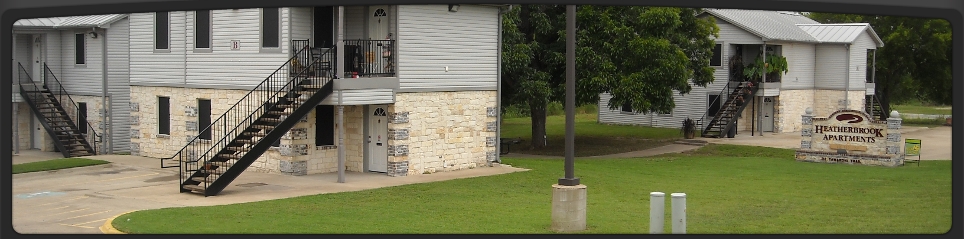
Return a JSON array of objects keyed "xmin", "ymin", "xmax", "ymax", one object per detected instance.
[{"xmin": 796, "ymin": 109, "xmax": 904, "ymax": 167}]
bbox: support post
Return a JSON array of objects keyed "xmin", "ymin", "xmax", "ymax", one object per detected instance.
[
  {"xmin": 558, "ymin": 4, "xmax": 579, "ymax": 186},
  {"xmin": 650, "ymin": 192, "xmax": 665, "ymax": 234},
  {"xmin": 336, "ymin": 6, "xmax": 345, "ymax": 79},
  {"xmin": 671, "ymin": 193, "xmax": 686, "ymax": 234},
  {"xmin": 337, "ymin": 106, "xmax": 345, "ymax": 183}
]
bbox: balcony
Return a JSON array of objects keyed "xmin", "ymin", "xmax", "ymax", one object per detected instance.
[{"xmin": 344, "ymin": 39, "xmax": 395, "ymax": 78}]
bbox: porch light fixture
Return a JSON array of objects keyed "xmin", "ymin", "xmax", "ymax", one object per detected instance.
[
  {"xmin": 448, "ymin": 4, "xmax": 460, "ymax": 12},
  {"xmin": 88, "ymin": 31, "xmax": 98, "ymax": 39}
]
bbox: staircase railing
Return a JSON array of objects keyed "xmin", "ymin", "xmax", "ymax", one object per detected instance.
[
  {"xmin": 696, "ymin": 81, "xmax": 734, "ymax": 133},
  {"xmin": 17, "ymin": 63, "xmax": 98, "ymax": 155},
  {"xmin": 161, "ymin": 40, "xmax": 315, "ymax": 169},
  {"xmin": 343, "ymin": 39, "xmax": 395, "ymax": 77},
  {"xmin": 43, "ymin": 64, "xmax": 100, "ymax": 153}
]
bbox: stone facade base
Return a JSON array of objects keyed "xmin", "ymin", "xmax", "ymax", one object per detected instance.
[
  {"xmin": 551, "ymin": 184, "xmax": 588, "ymax": 232},
  {"xmin": 279, "ymin": 160, "xmax": 308, "ymax": 176},
  {"xmin": 795, "ymin": 150, "xmax": 904, "ymax": 167},
  {"xmin": 387, "ymin": 161, "xmax": 409, "ymax": 177}
]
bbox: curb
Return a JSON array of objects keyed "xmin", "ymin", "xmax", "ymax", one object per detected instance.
[{"xmin": 99, "ymin": 211, "xmax": 135, "ymax": 234}]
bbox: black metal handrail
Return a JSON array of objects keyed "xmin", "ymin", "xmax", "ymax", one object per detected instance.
[
  {"xmin": 17, "ymin": 63, "xmax": 99, "ymax": 155},
  {"xmin": 343, "ymin": 39, "xmax": 395, "ymax": 78},
  {"xmin": 697, "ymin": 81, "xmax": 758, "ymax": 135},
  {"xmin": 696, "ymin": 81, "xmax": 734, "ymax": 133},
  {"xmin": 162, "ymin": 39, "xmax": 335, "ymax": 194},
  {"xmin": 161, "ymin": 40, "xmax": 314, "ymax": 168}
]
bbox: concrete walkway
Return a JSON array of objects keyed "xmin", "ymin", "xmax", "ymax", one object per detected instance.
[{"xmin": 502, "ymin": 141, "xmax": 705, "ymax": 159}]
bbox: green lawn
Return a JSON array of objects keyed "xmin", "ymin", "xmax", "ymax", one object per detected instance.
[
  {"xmin": 12, "ymin": 158, "xmax": 109, "ymax": 174},
  {"xmin": 891, "ymin": 103, "xmax": 952, "ymax": 116},
  {"xmin": 501, "ymin": 113, "xmax": 683, "ymax": 157},
  {"xmin": 112, "ymin": 144, "xmax": 951, "ymax": 234}
]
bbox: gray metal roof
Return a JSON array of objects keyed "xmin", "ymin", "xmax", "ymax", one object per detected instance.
[
  {"xmin": 703, "ymin": 8, "xmax": 821, "ymax": 43},
  {"xmin": 13, "ymin": 14, "xmax": 127, "ymax": 29},
  {"xmin": 797, "ymin": 23, "xmax": 885, "ymax": 47},
  {"xmin": 14, "ymin": 17, "xmax": 70, "ymax": 27}
]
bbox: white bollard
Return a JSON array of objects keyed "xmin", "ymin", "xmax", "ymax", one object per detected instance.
[
  {"xmin": 649, "ymin": 192, "xmax": 665, "ymax": 234},
  {"xmin": 671, "ymin": 193, "xmax": 686, "ymax": 234}
]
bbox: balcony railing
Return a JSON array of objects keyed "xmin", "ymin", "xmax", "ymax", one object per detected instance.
[{"xmin": 344, "ymin": 39, "xmax": 395, "ymax": 78}]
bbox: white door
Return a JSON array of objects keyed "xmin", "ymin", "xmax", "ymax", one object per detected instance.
[
  {"xmin": 33, "ymin": 115, "xmax": 43, "ymax": 149},
  {"xmin": 762, "ymin": 97, "xmax": 775, "ymax": 132},
  {"xmin": 32, "ymin": 35, "xmax": 44, "ymax": 84},
  {"xmin": 368, "ymin": 6, "xmax": 390, "ymax": 72},
  {"xmin": 368, "ymin": 105, "xmax": 389, "ymax": 173}
]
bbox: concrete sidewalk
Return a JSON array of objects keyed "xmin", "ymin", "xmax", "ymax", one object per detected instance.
[{"xmin": 502, "ymin": 141, "xmax": 705, "ymax": 159}]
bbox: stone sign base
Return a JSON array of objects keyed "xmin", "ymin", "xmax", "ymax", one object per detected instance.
[{"xmin": 795, "ymin": 149, "xmax": 905, "ymax": 167}]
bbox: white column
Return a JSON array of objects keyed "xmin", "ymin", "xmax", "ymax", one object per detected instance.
[
  {"xmin": 650, "ymin": 192, "xmax": 665, "ymax": 234},
  {"xmin": 336, "ymin": 6, "xmax": 345, "ymax": 80},
  {"xmin": 671, "ymin": 193, "xmax": 686, "ymax": 234},
  {"xmin": 337, "ymin": 105, "xmax": 345, "ymax": 183}
]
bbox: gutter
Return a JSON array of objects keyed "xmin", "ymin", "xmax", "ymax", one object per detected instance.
[{"xmin": 101, "ymin": 27, "xmax": 111, "ymax": 153}]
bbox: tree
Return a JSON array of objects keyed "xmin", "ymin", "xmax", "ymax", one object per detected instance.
[
  {"xmin": 501, "ymin": 5, "xmax": 719, "ymax": 149},
  {"xmin": 805, "ymin": 13, "xmax": 953, "ymax": 117}
]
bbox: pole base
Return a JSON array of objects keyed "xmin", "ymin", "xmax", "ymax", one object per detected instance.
[
  {"xmin": 558, "ymin": 177, "xmax": 580, "ymax": 186},
  {"xmin": 551, "ymin": 184, "xmax": 587, "ymax": 232}
]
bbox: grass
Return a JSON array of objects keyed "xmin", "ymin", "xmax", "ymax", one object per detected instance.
[
  {"xmin": 901, "ymin": 117, "xmax": 950, "ymax": 127},
  {"xmin": 891, "ymin": 102, "xmax": 952, "ymax": 116},
  {"xmin": 12, "ymin": 158, "xmax": 110, "ymax": 174},
  {"xmin": 111, "ymin": 144, "xmax": 951, "ymax": 234},
  {"xmin": 500, "ymin": 113, "xmax": 683, "ymax": 157}
]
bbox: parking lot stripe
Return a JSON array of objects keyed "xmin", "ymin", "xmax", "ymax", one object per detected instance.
[
  {"xmin": 70, "ymin": 218, "xmax": 109, "ymax": 226},
  {"xmin": 49, "ymin": 208, "xmax": 89, "ymax": 216},
  {"xmin": 38, "ymin": 196, "xmax": 88, "ymax": 206},
  {"xmin": 58, "ymin": 173, "xmax": 160, "ymax": 187},
  {"xmin": 43, "ymin": 206, "xmax": 70, "ymax": 211},
  {"xmin": 58, "ymin": 210, "xmax": 111, "ymax": 221},
  {"xmin": 57, "ymin": 223, "xmax": 95, "ymax": 229}
]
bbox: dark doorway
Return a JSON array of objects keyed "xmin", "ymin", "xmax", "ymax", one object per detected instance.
[
  {"xmin": 708, "ymin": 94, "xmax": 721, "ymax": 118},
  {"xmin": 78, "ymin": 102, "xmax": 87, "ymax": 134},
  {"xmin": 198, "ymin": 99, "xmax": 211, "ymax": 140},
  {"xmin": 314, "ymin": 6, "xmax": 334, "ymax": 48}
]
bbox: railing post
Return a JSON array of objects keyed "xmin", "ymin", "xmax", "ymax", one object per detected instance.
[{"xmin": 671, "ymin": 193, "xmax": 686, "ymax": 234}]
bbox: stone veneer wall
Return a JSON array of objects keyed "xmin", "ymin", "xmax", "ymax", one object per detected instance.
[
  {"xmin": 14, "ymin": 95, "xmax": 109, "ymax": 153},
  {"xmin": 777, "ymin": 90, "xmax": 814, "ymax": 133},
  {"xmin": 735, "ymin": 90, "xmax": 866, "ymax": 134},
  {"xmin": 390, "ymin": 91, "xmax": 498, "ymax": 176},
  {"xmin": 249, "ymin": 105, "xmax": 365, "ymax": 175}
]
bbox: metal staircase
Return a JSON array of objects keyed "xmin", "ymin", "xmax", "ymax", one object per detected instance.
[
  {"xmin": 17, "ymin": 63, "xmax": 99, "ymax": 158},
  {"xmin": 698, "ymin": 81, "xmax": 759, "ymax": 138},
  {"xmin": 161, "ymin": 40, "xmax": 336, "ymax": 196},
  {"xmin": 866, "ymin": 95, "xmax": 885, "ymax": 120}
]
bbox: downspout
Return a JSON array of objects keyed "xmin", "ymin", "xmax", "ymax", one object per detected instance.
[
  {"xmin": 495, "ymin": 5, "xmax": 505, "ymax": 164},
  {"xmin": 758, "ymin": 41, "xmax": 766, "ymax": 136},
  {"xmin": 844, "ymin": 43, "xmax": 851, "ymax": 110},
  {"xmin": 336, "ymin": 6, "xmax": 346, "ymax": 183},
  {"xmin": 101, "ymin": 28, "xmax": 110, "ymax": 153}
]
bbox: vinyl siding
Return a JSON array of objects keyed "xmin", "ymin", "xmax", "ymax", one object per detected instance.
[
  {"xmin": 59, "ymin": 29, "xmax": 104, "ymax": 95},
  {"xmin": 849, "ymin": 32, "xmax": 876, "ymax": 90},
  {"xmin": 291, "ymin": 7, "xmax": 312, "ymax": 43},
  {"xmin": 780, "ymin": 42, "xmax": 816, "ymax": 89},
  {"xmin": 45, "ymin": 32, "xmax": 63, "ymax": 79},
  {"xmin": 814, "ymin": 44, "xmax": 847, "ymax": 90},
  {"xmin": 107, "ymin": 18, "xmax": 132, "ymax": 152},
  {"xmin": 130, "ymin": 11, "xmax": 186, "ymax": 85},
  {"xmin": 14, "ymin": 34, "xmax": 33, "ymax": 80},
  {"xmin": 596, "ymin": 93, "xmax": 653, "ymax": 126},
  {"xmin": 344, "ymin": 6, "xmax": 365, "ymax": 40},
  {"xmin": 319, "ymin": 89, "xmax": 395, "ymax": 105},
  {"xmin": 714, "ymin": 20, "xmax": 765, "ymax": 44},
  {"xmin": 397, "ymin": 5, "xmax": 498, "ymax": 91}
]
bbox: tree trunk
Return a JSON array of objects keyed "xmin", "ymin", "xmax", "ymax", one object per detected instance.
[{"xmin": 530, "ymin": 104, "xmax": 547, "ymax": 149}]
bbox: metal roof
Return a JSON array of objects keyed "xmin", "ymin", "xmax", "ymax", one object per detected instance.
[
  {"xmin": 14, "ymin": 17, "xmax": 70, "ymax": 27},
  {"xmin": 703, "ymin": 8, "xmax": 820, "ymax": 43},
  {"xmin": 797, "ymin": 23, "xmax": 885, "ymax": 47},
  {"xmin": 13, "ymin": 14, "xmax": 127, "ymax": 29}
]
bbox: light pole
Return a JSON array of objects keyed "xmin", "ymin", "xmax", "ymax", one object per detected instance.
[{"xmin": 550, "ymin": 5, "xmax": 586, "ymax": 233}]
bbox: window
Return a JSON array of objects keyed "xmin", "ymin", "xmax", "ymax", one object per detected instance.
[
  {"xmin": 198, "ymin": 99, "xmax": 211, "ymax": 140},
  {"xmin": 158, "ymin": 96, "xmax": 170, "ymax": 135},
  {"xmin": 710, "ymin": 43, "xmax": 722, "ymax": 67},
  {"xmin": 316, "ymin": 105, "xmax": 335, "ymax": 146},
  {"xmin": 155, "ymin": 11, "xmax": 170, "ymax": 50},
  {"xmin": 78, "ymin": 102, "xmax": 87, "ymax": 134},
  {"xmin": 195, "ymin": 10, "xmax": 212, "ymax": 50},
  {"xmin": 621, "ymin": 102, "xmax": 632, "ymax": 113},
  {"xmin": 75, "ymin": 34, "xmax": 85, "ymax": 64},
  {"xmin": 261, "ymin": 8, "xmax": 280, "ymax": 49}
]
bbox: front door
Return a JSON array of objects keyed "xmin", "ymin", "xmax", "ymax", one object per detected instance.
[
  {"xmin": 32, "ymin": 115, "xmax": 43, "ymax": 149},
  {"xmin": 762, "ymin": 97, "xmax": 775, "ymax": 132},
  {"xmin": 367, "ymin": 105, "xmax": 388, "ymax": 173},
  {"xmin": 368, "ymin": 6, "xmax": 389, "ymax": 40},
  {"xmin": 32, "ymin": 35, "xmax": 44, "ymax": 84},
  {"xmin": 313, "ymin": 6, "xmax": 334, "ymax": 48}
]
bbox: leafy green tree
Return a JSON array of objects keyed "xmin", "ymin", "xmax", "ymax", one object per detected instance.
[
  {"xmin": 806, "ymin": 13, "xmax": 953, "ymax": 117},
  {"xmin": 501, "ymin": 5, "xmax": 718, "ymax": 149}
]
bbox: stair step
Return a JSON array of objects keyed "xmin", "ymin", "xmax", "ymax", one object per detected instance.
[
  {"xmin": 209, "ymin": 161, "xmax": 235, "ymax": 167},
  {"xmin": 251, "ymin": 125, "xmax": 276, "ymax": 130},
  {"xmin": 183, "ymin": 184, "xmax": 205, "ymax": 192},
  {"xmin": 190, "ymin": 176, "xmax": 211, "ymax": 183},
  {"xmin": 235, "ymin": 139, "xmax": 258, "ymax": 144},
  {"xmin": 293, "ymin": 90, "xmax": 315, "ymax": 95},
  {"xmin": 243, "ymin": 132, "xmax": 268, "ymax": 137},
  {"xmin": 260, "ymin": 118, "xmax": 283, "ymax": 123},
  {"xmin": 218, "ymin": 154, "xmax": 242, "ymax": 160},
  {"xmin": 202, "ymin": 169, "xmax": 225, "ymax": 175},
  {"xmin": 266, "ymin": 110, "xmax": 292, "ymax": 116}
]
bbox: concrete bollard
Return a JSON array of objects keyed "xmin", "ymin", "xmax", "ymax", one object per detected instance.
[
  {"xmin": 649, "ymin": 192, "xmax": 665, "ymax": 234},
  {"xmin": 671, "ymin": 193, "xmax": 686, "ymax": 234}
]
